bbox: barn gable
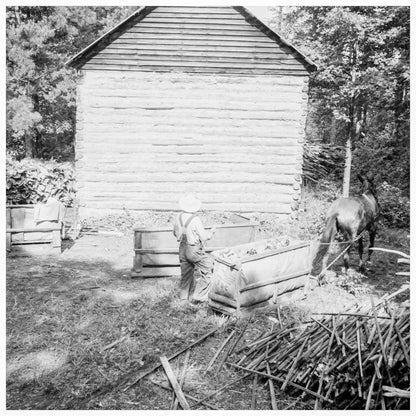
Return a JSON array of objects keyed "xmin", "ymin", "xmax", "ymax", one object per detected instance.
[
  {"xmin": 67, "ymin": 6, "xmax": 316, "ymax": 74},
  {"xmin": 68, "ymin": 6, "xmax": 315, "ymax": 216}
]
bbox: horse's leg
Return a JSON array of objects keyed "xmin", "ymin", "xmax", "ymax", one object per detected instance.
[
  {"xmin": 358, "ymin": 236, "xmax": 364, "ymax": 272},
  {"xmin": 367, "ymin": 225, "xmax": 377, "ymax": 264},
  {"xmin": 318, "ymin": 215, "xmax": 337, "ymax": 282},
  {"xmin": 343, "ymin": 231, "xmax": 353, "ymax": 273}
]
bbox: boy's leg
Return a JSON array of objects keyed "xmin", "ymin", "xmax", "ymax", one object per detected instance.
[
  {"xmin": 179, "ymin": 241, "xmax": 194, "ymax": 300},
  {"xmin": 179, "ymin": 260, "xmax": 194, "ymax": 300},
  {"xmin": 191, "ymin": 252, "xmax": 214, "ymax": 302}
]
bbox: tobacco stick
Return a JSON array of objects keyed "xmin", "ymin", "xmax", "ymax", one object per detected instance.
[
  {"xmin": 281, "ymin": 336, "xmax": 309, "ymax": 391},
  {"xmin": 365, "ymin": 370, "xmax": 377, "ymax": 410},
  {"xmin": 172, "ymin": 349, "xmax": 190, "ymax": 410},
  {"xmin": 123, "ymin": 327, "xmax": 218, "ymax": 391},
  {"xmin": 312, "ymin": 312, "xmax": 391, "ymax": 319},
  {"xmin": 229, "ymin": 363, "xmax": 334, "ymax": 404},
  {"xmin": 205, "ymin": 329, "xmax": 236, "ymax": 373},
  {"xmin": 160, "ymin": 356, "xmax": 190, "ymax": 410},
  {"xmin": 215, "ymin": 318, "xmax": 252, "ymax": 375},
  {"xmin": 311, "ymin": 317, "xmax": 353, "ymax": 350},
  {"xmin": 370, "ymin": 297, "xmax": 394, "ymax": 387},
  {"xmin": 382, "ymin": 386, "xmax": 410, "ymax": 399},
  {"xmin": 393, "ymin": 320, "xmax": 410, "ymax": 367},
  {"xmin": 189, "ymin": 373, "xmax": 251, "ymax": 408},
  {"xmin": 356, "ymin": 321, "xmax": 364, "ymax": 381},
  {"xmin": 100, "ymin": 334, "xmax": 128, "ymax": 352},
  {"xmin": 149, "ymin": 379, "xmax": 219, "ymax": 410},
  {"xmin": 169, "ymin": 359, "xmax": 179, "ymax": 409},
  {"xmin": 251, "ymin": 374, "xmax": 258, "ymax": 410},
  {"xmin": 266, "ymin": 361, "xmax": 278, "ymax": 409}
]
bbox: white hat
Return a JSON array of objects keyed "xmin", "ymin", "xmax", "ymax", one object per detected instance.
[{"xmin": 179, "ymin": 194, "xmax": 202, "ymax": 213}]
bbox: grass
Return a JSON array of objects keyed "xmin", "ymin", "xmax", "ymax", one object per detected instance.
[{"xmin": 6, "ymin": 187, "xmax": 410, "ymax": 410}]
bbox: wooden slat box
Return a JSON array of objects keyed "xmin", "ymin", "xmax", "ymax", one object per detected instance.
[
  {"xmin": 131, "ymin": 221, "xmax": 258, "ymax": 278},
  {"xmin": 6, "ymin": 204, "xmax": 73, "ymax": 254},
  {"xmin": 208, "ymin": 238, "xmax": 314, "ymax": 316}
]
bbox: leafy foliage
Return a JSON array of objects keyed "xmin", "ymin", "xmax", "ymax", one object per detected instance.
[
  {"xmin": 377, "ymin": 182, "xmax": 410, "ymax": 228},
  {"xmin": 6, "ymin": 6, "xmax": 136, "ymax": 160},
  {"xmin": 6, "ymin": 155, "xmax": 76, "ymax": 206},
  {"xmin": 268, "ymin": 6, "xmax": 410, "ymax": 195}
]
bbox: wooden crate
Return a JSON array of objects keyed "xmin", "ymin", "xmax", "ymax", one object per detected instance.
[
  {"xmin": 131, "ymin": 221, "xmax": 258, "ymax": 278},
  {"xmin": 6, "ymin": 204, "xmax": 75, "ymax": 254},
  {"xmin": 208, "ymin": 239, "xmax": 315, "ymax": 316}
]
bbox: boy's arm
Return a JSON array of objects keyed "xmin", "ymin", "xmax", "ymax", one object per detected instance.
[{"xmin": 194, "ymin": 218, "xmax": 216, "ymax": 242}]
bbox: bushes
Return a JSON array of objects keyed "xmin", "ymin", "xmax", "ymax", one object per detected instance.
[
  {"xmin": 6, "ymin": 156, "xmax": 76, "ymax": 206},
  {"xmin": 377, "ymin": 182, "xmax": 410, "ymax": 228}
]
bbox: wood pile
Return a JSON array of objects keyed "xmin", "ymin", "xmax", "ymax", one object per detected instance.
[{"xmin": 229, "ymin": 285, "xmax": 410, "ymax": 410}]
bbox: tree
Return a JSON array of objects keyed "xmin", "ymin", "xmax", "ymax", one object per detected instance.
[
  {"xmin": 268, "ymin": 6, "xmax": 410, "ymax": 195},
  {"xmin": 6, "ymin": 6, "xmax": 136, "ymax": 160}
]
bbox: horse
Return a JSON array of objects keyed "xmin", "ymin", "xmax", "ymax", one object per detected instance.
[{"xmin": 315, "ymin": 173, "xmax": 379, "ymax": 280}]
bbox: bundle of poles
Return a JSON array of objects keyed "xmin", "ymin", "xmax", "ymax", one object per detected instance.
[{"xmin": 227, "ymin": 285, "xmax": 410, "ymax": 410}]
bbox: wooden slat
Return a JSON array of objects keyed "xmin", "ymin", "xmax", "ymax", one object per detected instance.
[
  {"xmin": 85, "ymin": 98, "xmax": 304, "ymax": 112},
  {"xmin": 78, "ymin": 199, "xmax": 293, "ymax": 214},
  {"xmin": 79, "ymin": 132, "xmax": 301, "ymax": 145},
  {"xmin": 95, "ymin": 49, "xmax": 303, "ymax": 62},
  {"xmin": 81, "ymin": 64, "xmax": 308, "ymax": 75},
  {"xmin": 140, "ymin": 17, "xmax": 251, "ymax": 25},
  {"xmin": 82, "ymin": 136, "xmax": 302, "ymax": 149},
  {"xmin": 79, "ymin": 171, "xmax": 296, "ymax": 184},
  {"xmin": 156, "ymin": 7, "xmax": 238, "ymax": 13},
  {"xmin": 75, "ymin": 181, "xmax": 295, "ymax": 195},
  {"xmin": 149, "ymin": 12, "xmax": 243, "ymax": 19},
  {"xmin": 86, "ymin": 56, "xmax": 304, "ymax": 70},
  {"xmin": 125, "ymin": 25, "xmax": 264, "ymax": 34},
  {"xmin": 110, "ymin": 37, "xmax": 279, "ymax": 46},
  {"xmin": 82, "ymin": 125, "xmax": 303, "ymax": 138},
  {"xmin": 80, "ymin": 161, "xmax": 300, "ymax": 174},
  {"xmin": 160, "ymin": 356, "xmax": 190, "ymax": 410},
  {"xmin": 78, "ymin": 154, "xmax": 301, "ymax": 166},
  {"xmin": 78, "ymin": 191, "xmax": 294, "ymax": 205},
  {"xmin": 105, "ymin": 42, "xmax": 285, "ymax": 52},
  {"xmin": 82, "ymin": 110, "xmax": 303, "ymax": 124},
  {"xmin": 78, "ymin": 144, "xmax": 301, "ymax": 156},
  {"xmin": 82, "ymin": 71, "xmax": 306, "ymax": 86}
]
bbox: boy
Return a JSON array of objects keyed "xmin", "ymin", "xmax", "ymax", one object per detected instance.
[{"xmin": 173, "ymin": 194, "xmax": 216, "ymax": 303}]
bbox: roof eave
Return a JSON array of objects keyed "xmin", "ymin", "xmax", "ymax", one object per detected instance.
[
  {"xmin": 65, "ymin": 6, "xmax": 156, "ymax": 68},
  {"xmin": 233, "ymin": 6, "xmax": 317, "ymax": 73}
]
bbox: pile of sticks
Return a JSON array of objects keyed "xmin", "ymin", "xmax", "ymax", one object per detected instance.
[{"xmin": 230, "ymin": 285, "xmax": 410, "ymax": 410}]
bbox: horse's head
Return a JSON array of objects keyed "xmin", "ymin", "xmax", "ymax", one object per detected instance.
[{"xmin": 357, "ymin": 173, "xmax": 377, "ymax": 198}]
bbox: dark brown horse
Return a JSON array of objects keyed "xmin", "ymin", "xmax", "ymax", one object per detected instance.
[{"xmin": 316, "ymin": 173, "xmax": 379, "ymax": 278}]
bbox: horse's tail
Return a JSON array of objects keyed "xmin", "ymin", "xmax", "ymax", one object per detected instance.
[{"xmin": 312, "ymin": 214, "xmax": 338, "ymax": 274}]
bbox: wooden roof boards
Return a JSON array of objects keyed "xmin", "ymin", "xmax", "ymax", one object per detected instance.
[{"xmin": 66, "ymin": 6, "xmax": 316, "ymax": 74}]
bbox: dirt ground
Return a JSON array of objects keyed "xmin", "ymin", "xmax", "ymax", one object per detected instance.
[{"xmin": 6, "ymin": 224, "xmax": 410, "ymax": 410}]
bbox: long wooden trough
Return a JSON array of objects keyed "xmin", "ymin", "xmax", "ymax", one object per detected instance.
[
  {"xmin": 208, "ymin": 238, "xmax": 315, "ymax": 316},
  {"xmin": 131, "ymin": 221, "xmax": 258, "ymax": 278}
]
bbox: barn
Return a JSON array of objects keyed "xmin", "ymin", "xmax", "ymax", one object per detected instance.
[{"xmin": 66, "ymin": 6, "xmax": 316, "ymax": 218}]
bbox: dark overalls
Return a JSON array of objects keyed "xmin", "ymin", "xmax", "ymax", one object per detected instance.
[{"xmin": 178, "ymin": 213, "xmax": 213, "ymax": 302}]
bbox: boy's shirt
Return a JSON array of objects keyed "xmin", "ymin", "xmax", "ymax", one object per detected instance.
[{"xmin": 173, "ymin": 212, "xmax": 209, "ymax": 244}]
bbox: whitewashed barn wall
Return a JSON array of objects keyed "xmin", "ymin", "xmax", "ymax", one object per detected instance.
[
  {"xmin": 71, "ymin": 6, "xmax": 313, "ymax": 217},
  {"xmin": 75, "ymin": 70, "xmax": 308, "ymax": 216}
]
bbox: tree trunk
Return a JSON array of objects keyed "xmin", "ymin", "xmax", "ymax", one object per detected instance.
[
  {"xmin": 342, "ymin": 40, "xmax": 359, "ymax": 197},
  {"xmin": 25, "ymin": 134, "xmax": 34, "ymax": 158},
  {"xmin": 342, "ymin": 137, "xmax": 352, "ymax": 197}
]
